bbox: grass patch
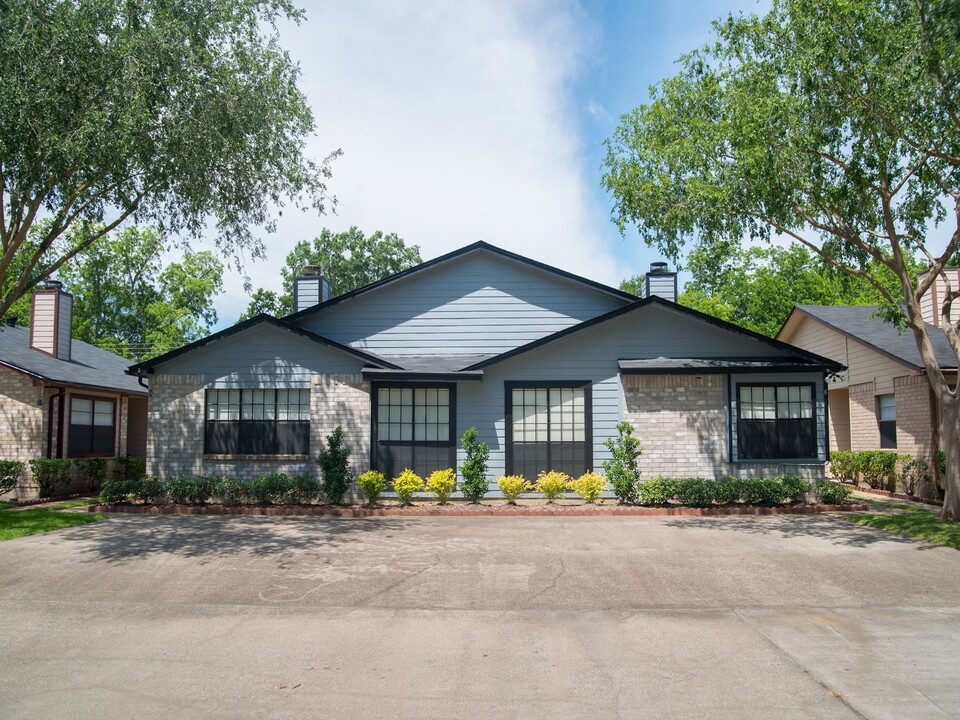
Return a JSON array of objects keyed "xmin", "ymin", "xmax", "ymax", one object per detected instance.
[
  {"xmin": 842, "ymin": 511, "xmax": 960, "ymax": 551},
  {"xmin": 39, "ymin": 498, "xmax": 100, "ymax": 510},
  {"xmin": 0, "ymin": 502, "xmax": 14, "ymax": 510},
  {"xmin": 858, "ymin": 497, "xmax": 923, "ymax": 511},
  {"xmin": 0, "ymin": 509, "xmax": 107, "ymax": 542}
]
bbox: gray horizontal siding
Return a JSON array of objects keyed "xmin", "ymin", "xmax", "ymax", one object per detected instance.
[
  {"xmin": 158, "ymin": 323, "xmax": 365, "ymax": 388},
  {"xmin": 297, "ymin": 250, "xmax": 627, "ymax": 355}
]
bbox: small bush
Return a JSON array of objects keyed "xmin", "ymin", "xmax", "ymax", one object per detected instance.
[
  {"xmin": 638, "ymin": 476, "xmax": 676, "ymax": 506},
  {"xmin": 425, "ymin": 468, "xmax": 456, "ymax": 504},
  {"xmin": 860, "ymin": 451, "xmax": 898, "ymax": 490},
  {"xmin": 120, "ymin": 455, "xmax": 146, "ymax": 480},
  {"xmin": 286, "ymin": 473, "xmax": 321, "ymax": 504},
  {"xmin": 898, "ymin": 456, "xmax": 929, "ymax": 496},
  {"xmin": 99, "ymin": 479, "xmax": 133, "ymax": 504},
  {"xmin": 742, "ymin": 477, "xmax": 789, "ymax": 506},
  {"xmin": 249, "ymin": 473, "xmax": 291, "ymax": 505},
  {"xmin": 316, "ymin": 426, "xmax": 352, "ymax": 504},
  {"xmin": 778, "ymin": 475, "xmax": 811, "ymax": 503},
  {"xmin": 497, "ymin": 474, "xmax": 530, "ymax": 504},
  {"xmin": 165, "ymin": 475, "xmax": 218, "ymax": 504},
  {"xmin": 603, "ymin": 421, "xmax": 643, "ymax": 504},
  {"xmin": 357, "ymin": 470, "xmax": 387, "ymax": 505},
  {"xmin": 829, "ymin": 450, "xmax": 859, "ymax": 484},
  {"xmin": 29, "ymin": 459, "xmax": 73, "ymax": 498},
  {"xmin": 817, "ymin": 481, "xmax": 853, "ymax": 505},
  {"xmin": 714, "ymin": 476, "xmax": 745, "ymax": 505},
  {"xmin": 571, "ymin": 471, "xmax": 606, "ymax": 504},
  {"xmin": 0, "ymin": 460, "xmax": 25, "ymax": 495},
  {"xmin": 459, "ymin": 427, "xmax": 491, "ymax": 503},
  {"xmin": 674, "ymin": 478, "xmax": 716, "ymax": 508},
  {"xmin": 937, "ymin": 450, "xmax": 946, "ymax": 475},
  {"xmin": 131, "ymin": 476, "xmax": 165, "ymax": 503},
  {"xmin": 79, "ymin": 458, "xmax": 108, "ymax": 491},
  {"xmin": 214, "ymin": 477, "xmax": 248, "ymax": 505},
  {"xmin": 393, "ymin": 469, "xmax": 422, "ymax": 506},
  {"xmin": 535, "ymin": 471, "xmax": 570, "ymax": 502}
]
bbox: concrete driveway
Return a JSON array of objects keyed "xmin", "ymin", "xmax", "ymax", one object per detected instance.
[{"xmin": 1, "ymin": 513, "xmax": 959, "ymax": 719}]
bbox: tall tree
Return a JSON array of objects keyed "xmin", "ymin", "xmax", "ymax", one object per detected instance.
[
  {"xmin": 0, "ymin": 0, "xmax": 337, "ymax": 322},
  {"xmin": 240, "ymin": 227, "xmax": 420, "ymax": 319},
  {"xmin": 603, "ymin": 0, "xmax": 960, "ymax": 518}
]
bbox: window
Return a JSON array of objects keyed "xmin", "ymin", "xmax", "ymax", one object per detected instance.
[
  {"xmin": 204, "ymin": 389, "xmax": 310, "ymax": 455},
  {"xmin": 506, "ymin": 383, "xmax": 592, "ymax": 478},
  {"xmin": 878, "ymin": 394, "xmax": 897, "ymax": 448},
  {"xmin": 68, "ymin": 396, "xmax": 116, "ymax": 456},
  {"xmin": 373, "ymin": 384, "xmax": 455, "ymax": 479},
  {"xmin": 737, "ymin": 384, "xmax": 816, "ymax": 459}
]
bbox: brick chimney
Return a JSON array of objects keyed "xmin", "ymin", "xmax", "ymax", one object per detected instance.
[
  {"xmin": 642, "ymin": 262, "xmax": 678, "ymax": 303},
  {"xmin": 919, "ymin": 267, "xmax": 960, "ymax": 327},
  {"xmin": 293, "ymin": 265, "xmax": 331, "ymax": 312},
  {"xmin": 30, "ymin": 280, "xmax": 73, "ymax": 361}
]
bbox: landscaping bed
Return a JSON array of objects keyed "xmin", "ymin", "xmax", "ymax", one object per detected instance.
[{"xmin": 835, "ymin": 481, "xmax": 942, "ymax": 508}]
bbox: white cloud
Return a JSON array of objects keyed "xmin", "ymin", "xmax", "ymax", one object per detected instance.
[{"xmin": 206, "ymin": 0, "xmax": 621, "ymax": 325}]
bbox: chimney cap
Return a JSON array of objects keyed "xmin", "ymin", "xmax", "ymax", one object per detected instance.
[
  {"xmin": 648, "ymin": 261, "xmax": 670, "ymax": 274},
  {"xmin": 301, "ymin": 265, "xmax": 322, "ymax": 277},
  {"xmin": 44, "ymin": 279, "xmax": 64, "ymax": 290}
]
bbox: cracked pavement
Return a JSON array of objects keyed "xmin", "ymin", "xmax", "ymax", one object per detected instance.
[{"xmin": 1, "ymin": 513, "xmax": 959, "ymax": 719}]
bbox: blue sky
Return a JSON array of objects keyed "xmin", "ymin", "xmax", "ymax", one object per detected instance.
[{"xmin": 213, "ymin": 0, "xmax": 769, "ymax": 326}]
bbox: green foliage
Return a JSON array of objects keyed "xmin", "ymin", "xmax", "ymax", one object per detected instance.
[
  {"xmin": 165, "ymin": 475, "xmax": 217, "ymax": 505},
  {"xmin": 842, "ymin": 510, "xmax": 960, "ymax": 550},
  {"xmin": 0, "ymin": 0, "xmax": 334, "ymax": 322},
  {"xmin": 392, "ymin": 469, "xmax": 423, "ymax": 506},
  {"xmin": 571, "ymin": 472, "xmax": 606, "ymax": 504},
  {"xmin": 714, "ymin": 477, "xmax": 746, "ymax": 505},
  {"xmin": 859, "ymin": 451, "xmax": 899, "ymax": 491},
  {"xmin": 79, "ymin": 458, "xmax": 108, "ymax": 492},
  {"xmin": 829, "ymin": 451, "xmax": 860, "ymax": 484},
  {"xmin": 459, "ymin": 427, "xmax": 491, "ymax": 503},
  {"xmin": 898, "ymin": 456, "xmax": 930, "ymax": 496},
  {"xmin": 0, "ymin": 508, "xmax": 107, "ymax": 542},
  {"xmin": 535, "ymin": 471, "xmax": 571, "ymax": 502},
  {"xmin": 286, "ymin": 473, "xmax": 321, "ymax": 505},
  {"xmin": 357, "ymin": 470, "xmax": 387, "ymax": 506},
  {"xmin": 425, "ymin": 469, "xmax": 457, "ymax": 504},
  {"xmin": 497, "ymin": 475, "xmax": 530, "ymax": 504},
  {"xmin": 120, "ymin": 455, "xmax": 146, "ymax": 481},
  {"xmin": 131, "ymin": 476, "xmax": 165, "ymax": 503},
  {"xmin": 817, "ymin": 482, "xmax": 853, "ymax": 506},
  {"xmin": 249, "ymin": 473, "xmax": 291, "ymax": 505},
  {"xmin": 674, "ymin": 477, "xmax": 716, "ymax": 508},
  {"xmin": 777, "ymin": 476, "xmax": 811, "ymax": 503},
  {"xmin": 0, "ymin": 460, "xmax": 25, "ymax": 495},
  {"xmin": 99, "ymin": 479, "xmax": 133, "ymax": 504},
  {"xmin": 28, "ymin": 459, "xmax": 73, "ymax": 498},
  {"xmin": 241, "ymin": 228, "xmax": 421, "ymax": 319},
  {"xmin": 316, "ymin": 426, "xmax": 352, "ymax": 504},
  {"xmin": 602, "ymin": 421, "xmax": 643, "ymax": 504},
  {"xmin": 742, "ymin": 478, "xmax": 789, "ymax": 507},
  {"xmin": 215, "ymin": 477, "xmax": 249, "ymax": 506},
  {"xmin": 638, "ymin": 476, "xmax": 676, "ymax": 507}
]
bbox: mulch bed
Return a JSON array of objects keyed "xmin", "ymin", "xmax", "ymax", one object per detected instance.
[
  {"xmin": 90, "ymin": 502, "xmax": 868, "ymax": 518},
  {"xmin": 836, "ymin": 482, "xmax": 943, "ymax": 508}
]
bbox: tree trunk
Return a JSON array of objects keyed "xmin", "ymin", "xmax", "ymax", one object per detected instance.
[{"xmin": 939, "ymin": 396, "xmax": 960, "ymax": 520}]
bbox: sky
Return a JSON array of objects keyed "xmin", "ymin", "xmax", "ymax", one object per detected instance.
[{"xmin": 211, "ymin": 0, "xmax": 770, "ymax": 326}]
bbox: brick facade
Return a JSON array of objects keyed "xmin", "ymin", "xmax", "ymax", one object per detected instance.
[
  {"xmin": 893, "ymin": 374, "xmax": 936, "ymax": 461},
  {"xmin": 848, "ymin": 381, "xmax": 880, "ymax": 450},
  {"xmin": 622, "ymin": 375, "xmax": 823, "ymax": 481}
]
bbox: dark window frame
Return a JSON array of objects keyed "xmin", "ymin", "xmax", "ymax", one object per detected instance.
[
  {"xmin": 370, "ymin": 381, "xmax": 457, "ymax": 479},
  {"xmin": 735, "ymin": 382, "xmax": 818, "ymax": 460},
  {"xmin": 203, "ymin": 388, "xmax": 310, "ymax": 456},
  {"xmin": 504, "ymin": 381, "xmax": 593, "ymax": 478},
  {"xmin": 878, "ymin": 394, "xmax": 897, "ymax": 449},
  {"xmin": 68, "ymin": 394, "xmax": 116, "ymax": 458}
]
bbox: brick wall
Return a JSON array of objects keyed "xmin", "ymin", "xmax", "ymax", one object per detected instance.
[
  {"xmin": 848, "ymin": 381, "xmax": 880, "ymax": 450},
  {"xmin": 147, "ymin": 374, "xmax": 205, "ymax": 480},
  {"xmin": 893, "ymin": 374, "xmax": 935, "ymax": 462},
  {"xmin": 0, "ymin": 367, "xmax": 46, "ymax": 497}
]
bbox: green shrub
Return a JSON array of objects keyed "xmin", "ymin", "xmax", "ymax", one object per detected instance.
[
  {"xmin": 674, "ymin": 477, "xmax": 716, "ymax": 508},
  {"xmin": 777, "ymin": 475, "xmax": 811, "ymax": 503},
  {"xmin": 714, "ymin": 476, "xmax": 745, "ymax": 504},
  {"xmin": 316, "ymin": 426, "xmax": 352, "ymax": 504},
  {"xmin": 249, "ymin": 473, "xmax": 291, "ymax": 505},
  {"xmin": 99, "ymin": 479, "xmax": 133, "ymax": 504},
  {"xmin": 603, "ymin": 421, "xmax": 643, "ymax": 504},
  {"xmin": 131, "ymin": 476, "xmax": 165, "ymax": 503},
  {"xmin": 817, "ymin": 481, "xmax": 853, "ymax": 505},
  {"xmin": 120, "ymin": 455, "xmax": 146, "ymax": 480},
  {"xmin": 571, "ymin": 471, "xmax": 606, "ymax": 504},
  {"xmin": 393, "ymin": 469, "xmax": 423, "ymax": 506},
  {"xmin": 29, "ymin": 459, "xmax": 73, "ymax": 498},
  {"xmin": 425, "ymin": 468, "xmax": 456, "ymax": 504},
  {"xmin": 215, "ymin": 477, "xmax": 248, "ymax": 506},
  {"xmin": 742, "ymin": 478, "xmax": 789, "ymax": 506},
  {"xmin": 0, "ymin": 460, "xmax": 25, "ymax": 495},
  {"xmin": 829, "ymin": 450, "xmax": 859, "ymax": 484},
  {"xmin": 535, "ymin": 470, "xmax": 570, "ymax": 502},
  {"xmin": 357, "ymin": 470, "xmax": 387, "ymax": 505},
  {"xmin": 497, "ymin": 474, "xmax": 530, "ymax": 504},
  {"xmin": 638, "ymin": 476, "xmax": 676, "ymax": 507},
  {"xmin": 79, "ymin": 458, "xmax": 108, "ymax": 491},
  {"xmin": 164, "ymin": 475, "xmax": 217, "ymax": 505},
  {"xmin": 859, "ymin": 451, "xmax": 898, "ymax": 490},
  {"xmin": 459, "ymin": 427, "xmax": 490, "ymax": 503},
  {"xmin": 898, "ymin": 456, "xmax": 929, "ymax": 496},
  {"xmin": 286, "ymin": 473, "xmax": 321, "ymax": 504},
  {"xmin": 937, "ymin": 450, "xmax": 946, "ymax": 475}
]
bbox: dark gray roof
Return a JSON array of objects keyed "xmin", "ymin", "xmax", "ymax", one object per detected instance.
[
  {"xmin": 794, "ymin": 305, "xmax": 958, "ymax": 370},
  {"xmin": 0, "ymin": 326, "xmax": 147, "ymax": 394},
  {"xmin": 378, "ymin": 355, "xmax": 497, "ymax": 373},
  {"xmin": 618, "ymin": 357, "xmax": 829, "ymax": 373}
]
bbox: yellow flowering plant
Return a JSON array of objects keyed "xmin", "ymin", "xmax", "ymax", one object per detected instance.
[
  {"xmin": 425, "ymin": 468, "xmax": 457, "ymax": 504},
  {"xmin": 392, "ymin": 469, "xmax": 423, "ymax": 506},
  {"xmin": 572, "ymin": 471, "xmax": 606, "ymax": 504},
  {"xmin": 497, "ymin": 474, "xmax": 530, "ymax": 504},
  {"xmin": 535, "ymin": 470, "xmax": 571, "ymax": 502}
]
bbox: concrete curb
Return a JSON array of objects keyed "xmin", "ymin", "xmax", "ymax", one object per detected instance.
[{"xmin": 90, "ymin": 502, "xmax": 868, "ymax": 518}]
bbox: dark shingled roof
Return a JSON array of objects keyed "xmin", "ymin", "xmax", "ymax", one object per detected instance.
[
  {"xmin": 794, "ymin": 305, "xmax": 957, "ymax": 370},
  {"xmin": 0, "ymin": 326, "xmax": 147, "ymax": 395},
  {"xmin": 618, "ymin": 357, "xmax": 829, "ymax": 374}
]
